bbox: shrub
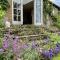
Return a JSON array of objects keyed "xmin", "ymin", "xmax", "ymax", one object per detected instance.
[
  {"xmin": 52, "ymin": 15, "xmax": 60, "ymax": 28},
  {"xmin": 0, "ymin": 6, "xmax": 5, "ymax": 28},
  {"xmin": 49, "ymin": 33, "xmax": 60, "ymax": 44}
]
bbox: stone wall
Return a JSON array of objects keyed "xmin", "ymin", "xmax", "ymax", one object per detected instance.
[{"xmin": 5, "ymin": 0, "xmax": 12, "ymax": 22}]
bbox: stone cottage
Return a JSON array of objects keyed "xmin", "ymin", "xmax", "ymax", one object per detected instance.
[{"xmin": 5, "ymin": 0, "xmax": 43, "ymax": 25}]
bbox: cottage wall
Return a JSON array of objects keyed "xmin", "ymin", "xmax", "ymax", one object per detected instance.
[{"xmin": 5, "ymin": 0, "xmax": 12, "ymax": 22}]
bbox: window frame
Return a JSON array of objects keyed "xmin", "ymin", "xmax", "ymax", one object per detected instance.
[
  {"xmin": 34, "ymin": 0, "xmax": 43, "ymax": 25},
  {"xmin": 12, "ymin": 0, "xmax": 23, "ymax": 25}
]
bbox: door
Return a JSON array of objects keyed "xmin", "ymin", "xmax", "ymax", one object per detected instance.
[{"xmin": 12, "ymin": 0, "xmax": 23, "ymax": 25}]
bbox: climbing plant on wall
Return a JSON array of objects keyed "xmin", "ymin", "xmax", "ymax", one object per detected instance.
[
  {"xmin": 43, "ymin": 0, "xmax": 53, "ymax": 19},
  {"xmin": 43, "ymin": 0, "xmax": 60, "ymax": 29}
]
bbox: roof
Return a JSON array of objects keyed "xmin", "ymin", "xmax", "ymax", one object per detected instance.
[{"xmin": 50, "ymin": 0, "xmax": 60, "ymax": 8}]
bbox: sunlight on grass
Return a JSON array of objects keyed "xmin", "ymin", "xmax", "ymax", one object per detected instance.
[{"xmin": 52, "ymin": 54, "xmax": 60, "ymax": 60}]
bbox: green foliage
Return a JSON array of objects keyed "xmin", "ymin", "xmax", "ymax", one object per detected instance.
[
  {"xmin": 5, "ymin": 50, "xmax": 14, "ymax": 60},
  {"xmin": 43, "ymin": 0, "xmax": 60, "ymax": 29},
  {"xmin": 0, "ymin": 8, "xmax": 5, "ymax": 19},
  {"xmin": 0, "ymin": 0, "xmax": 10, "ymax": 28},
  {"xmin": 43, "ymin": 0, "xmax": 53, "ymax": 19},
  {"xmin": 53, "ymin": 15, "xmax": 60, "ymax": 28},
  {"xmin": 22, "ymin": 48, "xmax": 40, "ymax": 60},
  {"xmin": 0, "ymin": 0, "xmax": 10, "ymax": 10},
  {"xmin": 0, "ymin": 19, "xmax": 5, "ymax": 28},
  {"xmin": 0, "ymin": 38, "xmax": 3, "ymax": 48},
  {"xmin": 0, "ymin": 7, "xmax": 5, "ymax": 28},
  {"xmin": 0, "ymin": 54, "xmax": 6, "ymax": 60},
  {"xmin": 50, "ymin": 33, "xmax": 60, "ymax": 44},
  {"xmin": 52, "ymin": 54, "xmax": 60, "ymax": 60},
  {"xmin": 0, "ymin": 51, "xmax": 14, "ymax": 60}
]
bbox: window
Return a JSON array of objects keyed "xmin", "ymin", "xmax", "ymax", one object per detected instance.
[
  {"xmin": 12, "ymin": 0, "xmax": 23, "ymax": 24},
  {"xmin": 12, "ymin": 0, "xmax": 43, "ymax": 25}
]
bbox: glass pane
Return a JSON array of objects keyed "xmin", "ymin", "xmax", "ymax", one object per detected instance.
[
  {"xmin": 36, "ymin": 0, "xmax": 41, "ymax": 23},
  {"xmin": 13, "ymin": 2, "xmax": 17, "ymax": 8},
  {"xmin": 14, "ymin": 9, "xmax": 17, "ymax": 14},
  {"xmin": 18, "ymin": 16, "xmax": 21, "ymax": 21},
  {"xmin": 18, "ymin": 10, "xmax": 21, "ymax": 15},
  {"xmin": 13, "ymin": 0, "xmax": 21, "ymax": 4},
  {"xmin": 17, "ymin": 4, "xmax": 21, "ymax": 9},
  {"xmin": 14, "ymin": 15, "xmax": 17, "ymax": 21},
  {"xmin": 13, "ymin": 0, "xmax": 21, "ymax": 9}
]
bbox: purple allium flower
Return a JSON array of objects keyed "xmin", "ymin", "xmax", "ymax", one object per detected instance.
[{"xmin": 3, "ymin": 40, "xmax": 9, "ymax": 49}]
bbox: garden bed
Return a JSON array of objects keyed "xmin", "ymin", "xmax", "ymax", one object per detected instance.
[{"xmin": 0, "ymin": 25, "xmax": 60, "ymax": 60}]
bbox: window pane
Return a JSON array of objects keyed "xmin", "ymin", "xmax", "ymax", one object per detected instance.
[
  {"xmin": 14, "ymin": 9, "xmax": 17, "ymax": 14},
  {"xmin": 13, "ymin": 0, "xmax": 21, "ymax": 8},
  {"xmin": 17, "ymin": 4, "xmax": 21, "ymax": 9},
  {"xmin": 13, "ymin": 2, "xmax": 17, "ymax": 8},
  {"xmin": 18, "ymin": 16, "xmax": 21, "ymax": 21},
  {"xmin": 14, "ymin": 15, "xmax": 17, "ymax": 21},
  {"xmin": 18, "ymin": 10, "xmax": 21, "ymax": 15}
]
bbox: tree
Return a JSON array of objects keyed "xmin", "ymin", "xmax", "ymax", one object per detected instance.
[{"xmin": 0, "ymin": 0, "xmax": 10, "ymax": 10}]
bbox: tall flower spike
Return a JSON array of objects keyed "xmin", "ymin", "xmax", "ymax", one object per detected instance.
[
  {"xmin": 49, "ymin": 49, "xmax": 53, "ymax": 60},
  {"xmin": 3, "ymin": 39, "xmax": 9, "ymax": 50}
]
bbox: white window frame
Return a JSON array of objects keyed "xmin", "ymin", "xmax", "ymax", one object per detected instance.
[
  {"xmin": 34, "ymin": 0, "xmax": 43, "ymax": 25},
  {"xmin": 12, "ymin": 0, "xmax": 23, "ymax": 25}
]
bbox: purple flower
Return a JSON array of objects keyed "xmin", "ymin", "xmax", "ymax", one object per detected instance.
[
  {"xmin": 22, "ymin": 44, "xmax": 29, "ymax": 49},
  {"xmin": 12, "ymin": 39, "xmax": 18, "ymax": 52},
  {"xmin": 49, "ymin": 49, "xmax": 53, "ymax": 59},
  {"xmin": 14, "ymin": 36, "xmax": 19, "ymax": 41},
  {"xmin": 56, "ymin": 43, "xmax": 60, "ymax": 47},
  {"xmin": 42, "ymin": 49, "xmax": 53, "ymax": 60},
  {"xmin": 42, "ymin": 50, "xmax": 49, "ymax": 57},
  {"xmin": 3, "ymin": 40, "xmax": 9, "ymax": 49},
  {"xmin": 0, "ymin": 48, "xmax": 4, "ymax": 54},
  {"xmin": 0, "ymin": 48, "xmax": 4, "ymax": 52},
  {"xmin": 12, "ymin": 37, "xmax": 20, "ymax": 55},
  {"xmin": 32, "ymin": 41, "xmax": 36, "ymax": 48},
  {"xmin": 53, "ymin": 46, "xmax": 60, "ymax": 54}
]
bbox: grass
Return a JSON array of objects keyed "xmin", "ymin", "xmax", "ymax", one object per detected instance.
[{"xmin": 52, "ymin": 54, "xmax": 60, "ymax": 60}]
